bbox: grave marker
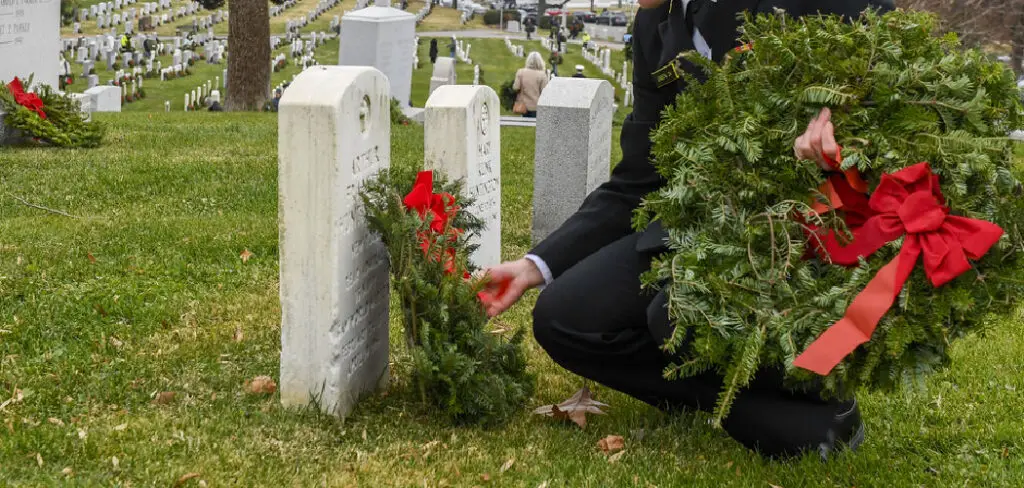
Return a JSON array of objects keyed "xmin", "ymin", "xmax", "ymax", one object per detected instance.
[
  {"xmin": 279, "ymin": 66, "xmax": 392, "ymax": 417},
  {"xmin": 532, "ymin": 78, "xmax": 614, "ymax": 244},
  {"xmin": 424, "ymin": 85, "xmax": 501, "ymax": 268},
  {"xmin": 428, "ymin": 57, "xmax": 455, "ymax": 97},
  {"xmin": 338, "ymin": 0, "xmax": 415, "ymax": 107}
]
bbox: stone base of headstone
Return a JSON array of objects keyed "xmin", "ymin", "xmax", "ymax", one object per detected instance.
[{"xmin": 401, "ymin": 106, "xmax": 425, "ymax": 123}]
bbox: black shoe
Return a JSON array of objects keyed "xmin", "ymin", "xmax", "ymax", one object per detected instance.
[{"xmin": 818, "ymin": 399, "xmax": 865, "ymax": 462}]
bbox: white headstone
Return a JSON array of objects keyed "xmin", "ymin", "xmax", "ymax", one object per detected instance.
[
  {"xmin": 424, "ymin": 85, "xmax": 501, "ymax": 269},
  {"xmin": 85, "ymin": 85, "xmax": 122, "ymax": 112},
  {"xmin": 279, "ymin": 66, "xmax": 391, "ymax": 417},
  {"xmin": 428, "ymin": 57, "xmax": 456, "ymax": 97},
  {"xmin": 0, "ymin": 0, "xmax": 60, "ymax": 88},
  {"xmin": 338, "ymin": 3, "xmax": 415, "ymax": 107},
  {"xmin": 532, "ymin": 78, "xmax": 614, "ymax": 244},
  {"xmin": 165, "ymin": 100, "xmax": 170, "ymax": 111},
  {"xmin": 473, "ymin": 65, "xmax": 480, "ymax": 86}
]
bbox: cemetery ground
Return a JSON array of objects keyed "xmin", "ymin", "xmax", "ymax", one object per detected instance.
[{"xmin": 2, "ymin": 113, "xmax": 1024, "ymax": 486}]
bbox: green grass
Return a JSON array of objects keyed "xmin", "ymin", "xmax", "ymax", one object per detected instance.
[{"xmin": 2, "ymin": 114, "xmax": 1024, "ymax": 486}]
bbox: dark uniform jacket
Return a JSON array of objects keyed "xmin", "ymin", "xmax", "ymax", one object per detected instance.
[{"xmin": 530, "ymin": 0, "xmax": 894, "ymax": 280}]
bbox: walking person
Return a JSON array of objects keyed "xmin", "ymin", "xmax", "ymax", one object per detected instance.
[
  {"xmin": 429, "ymin": 38, "xmax": 439, "ymax": 64},
  {"xmin": 480, "ymin": 0, "xmax": 896, "ymax": 460},
  {"xmin": 513, "ymin": 51, "xmax": 549, "ymax": 118}
]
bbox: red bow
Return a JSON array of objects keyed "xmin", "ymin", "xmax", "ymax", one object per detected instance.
[
  {"xmin": 7, "ymin": 77, "xmax": 46, "ymax": 120},
  {"xmin": 795, "ymin": 163, "xmax": 1003, "ymax": 375},
  {"xmin": 403, "ymin": 171, "xmax": 463, "ymax": 275}
]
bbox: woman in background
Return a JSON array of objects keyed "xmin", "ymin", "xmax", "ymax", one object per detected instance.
[{"xmin": 513, "ymin": 52, "xmax": 549, "ymax": 118}]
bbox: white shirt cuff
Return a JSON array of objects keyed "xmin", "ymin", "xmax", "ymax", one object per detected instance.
[{"xmin": 524, "ymin": 254, "xmax": 554, "ymax": 290}]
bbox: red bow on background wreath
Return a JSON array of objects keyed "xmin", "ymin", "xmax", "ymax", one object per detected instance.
[
  {"xmin": 795, "ymin": 160, "xmax": 1003, "ymax": 375},
  {"xmin": 7, "ymin": 78, "xmax": 47, "ymax": 120}
]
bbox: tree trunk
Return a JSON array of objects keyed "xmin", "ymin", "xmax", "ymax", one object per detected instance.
[
  {"xmin": 1013, "ymin": 1, "xmax": 1024, "ymax": 78},
  {"xmin": 226, "ymin": 0, "xmax": 270, "ymax": 111}
]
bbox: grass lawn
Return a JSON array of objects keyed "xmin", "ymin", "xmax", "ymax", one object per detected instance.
[
  {"xmin": 416, "ymin": 6, "xmax": 487, "ymax": 32},
  {"xmin": 2, "ymin": 113, "xmax": 1024, "ymax": 486}
]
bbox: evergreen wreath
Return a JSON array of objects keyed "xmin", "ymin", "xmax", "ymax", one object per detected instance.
[
  {"xmin": 361, "ymin": 168, "xmax": 534, "ymax": 425},
  {"xmin": 0, "ymin": 76, "xmax": 105, "ymax": 148},
  {"xmin": 635, "ymin": 10, "xmax": 1024, "ymax": 423}
]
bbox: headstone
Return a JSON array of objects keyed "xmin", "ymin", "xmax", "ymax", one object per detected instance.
[
  {"xmin": 184, "ymin": 93, "xmax": 189, "ymax": 111},
  {"xmin": 428, "ymin": 57, "xmax": 455, "ymax": 97},
  {"xmin": 278, "ymin": 66, "xmax": 392, "ymax": 417},
  {"xmin": 88, "ymin": 74, "xmax": 100, "ymax": 88},
  {"xmin": 532, "ymin": 78, "xmax": 614, "ymax": 244},
  {"xmin": 338, "ymin": 0, "xmax": 415, "ymax": 107},
  {"xmin": 85, "ymin": 85, "xmax": 122, "ymax": 112},
  {"xmin": 424, "ymin": 85, "xmax": 501, "ymax": 268},
  {"xmin": 473, "ymin": 65, "xmax": 479, "ymax": 86}
]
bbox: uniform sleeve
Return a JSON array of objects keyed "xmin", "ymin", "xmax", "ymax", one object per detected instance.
[{"xmin": 528, "ymin": 8, "xmax": 678, "ymax": 280}]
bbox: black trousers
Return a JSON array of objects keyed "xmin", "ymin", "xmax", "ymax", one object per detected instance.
[{"xmin": 532, "ymin": 233, "xmax": 864, "ymax": 458}]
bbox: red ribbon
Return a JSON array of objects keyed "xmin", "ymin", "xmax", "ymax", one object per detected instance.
[
  {"xmin": 403, "ymin": 171, "xmax": 464, "ymax": 275},
  {"xmin": 7, "ymin": 77, "xmax": 46, "ymax": 120},
  {"xmin": 794, "ymin": 162, "xmax": 1003, "ymax": 375}
]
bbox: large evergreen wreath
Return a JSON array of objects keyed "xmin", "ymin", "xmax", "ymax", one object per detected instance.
[{"xmin": 635, "ymin": 10, "xmax": 1024, "ymax": 423}]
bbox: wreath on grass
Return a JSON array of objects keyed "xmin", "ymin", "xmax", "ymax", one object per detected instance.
[
  {"xmin": 0, "ymin": 76, "xmax": 105, "ymax": 148},
  {"xmin": 361, "ymin": 169, "xmax": 534, "ymax": 426},
  {"xmin": 635, "ymin": 10, "xmax": 1024, "ymax": 423}
]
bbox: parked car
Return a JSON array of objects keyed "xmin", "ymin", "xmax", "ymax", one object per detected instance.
[
  {"xmin": 573, "ymin": 11, "xmax": 596, "ymax": 23},
  {"xmin": 595, "ymin": 11, "xmax": 613, "ymax": 24},
  {"xmin": 610, "ymin": 12, "xmax": 628, "ymax": 26}
]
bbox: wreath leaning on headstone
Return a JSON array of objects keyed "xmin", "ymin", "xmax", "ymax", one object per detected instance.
[
  {"xmin": 360, "ymin": 168, "xmax": 534, "ymax": 426},
  {"xmin": 635, "ymin": 10, "xmax": 1024, "ymax": 424},
  {"xmin": 0, "ymin": 76, "xmax": 105, "ymax": 148}
]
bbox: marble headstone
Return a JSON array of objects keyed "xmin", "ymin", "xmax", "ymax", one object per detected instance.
[
  {"xmin": 424, "ymin": 85, "xmax": 501, "ymax": 268},
  {"xmin": 428, "ymin": 57, "xmax": 456, "ymax": 97},
  {"xmin": 278, "ymin": 66, "xmax": 392, "ymax": 417},
  {"xmin": 338, "ymin": 0, "xmax": 415, "ymax": 107},
  {"xmin": 532, "ymin": 78, "xmax": 614, "ymax": 244}
]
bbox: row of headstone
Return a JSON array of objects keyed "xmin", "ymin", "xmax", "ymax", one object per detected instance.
[
  {"xmin": 504, "ymin": 37, "xmax": 524, "ymax": 58},
  {"xmin": 270, "ymin": 0, "xmax": 299, "ymax": 17},
  {"xmin": 276, "ymin": 67, "xmax": 614, "ymax": 418},
  {"xmin": 412, "ymin": 4, "xmax": 431, "ymax": 24}
]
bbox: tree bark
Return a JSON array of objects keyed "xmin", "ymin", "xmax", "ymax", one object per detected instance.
[
  {"xmin": 226, "ymin": 0, "xmax": 270, "ymax": 111},
  {"xmin": 1013, "ymin": 0, "xmax": 1024, "ymax": 77}
]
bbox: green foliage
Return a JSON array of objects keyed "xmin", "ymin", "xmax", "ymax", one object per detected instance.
[
  {"xmin": 623, "ymin": 20, "xmax": 634, "ymax": 61},
  {"xmin": 483, "ymin": 10, "xmax": 521, "ymax": 25},
  {"xmin": 0, "ymin": 78, "xmax": 105, "ymax": 148},
  {"xmin": 637, "ymin": 10, "xmax": 1024, "ymax": 424},
  {"xmin": 390, "ymin": 97, "xmax": 411, "ymax": 125},
  {"xmin": 361, "ymin": 168, "xmax": 534, "ymax": 426},
  {"xmin": 197, "ymin": 0, "xmax": 225, "ymax": 9},
  {"xmin": 500, "ymin": 79, "xmax": 516, "ymax": 111}
]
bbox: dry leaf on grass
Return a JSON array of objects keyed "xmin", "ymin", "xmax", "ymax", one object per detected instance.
[
  {"xmin": 480, "ymin": 473, "xmax": 491, "ymax": 482},
  {"xmin": 87, "ymin": 253, "xmax": 97, "ymax": 264},
  {"xmin": 35, "ymin": 452, "xmax": 43, "ymax": 467},
  {"xmin": 173, "ymin": 472, "xmax": 201, "ymax": 487},
  {"xmin": 232, "ymin": 326, "xmax": 244, "ymax": 343},
  {"xmin": 239, "ymin": 249, "xmax": 254, "ymax": 263},
  {"xmin": 62, "ymin": 467, "xmax": 73, "ymax": 476},
  {"xmin": 47, "ymin": 417, "xmax": 64, "ymax": 426},
  {"xmin": 533, "ymin": 385, "xmax": 608, "ymax": 428},
  {"xmin": 152, "ymin": 391, "xmax": 176, "ymax": 405},
  {"xmin": 113, "ymin": 423, "xmax": 128, "ymax": 431},
  {"xmin": 769, "ymin": 485, "xmax": 783, "ymax": 488},
  {"xmin": 499, "ymin": 458, "xmax": 515, "ymax": 474},
  {"xmin": 597, "ymin": 435, "xmax": 625, "ymax": 454},
  {"xmin": 246, "ymin": 376, "xmax": 277, "ymax": 394},
  {"xmin": 608, "ymin": 450, "xmax": 626, "ymax": 463}
]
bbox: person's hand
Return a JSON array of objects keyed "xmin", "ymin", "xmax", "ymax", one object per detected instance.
[
  {"xmin": 479, "ymin": 258, "xmax": 545, "ymax": 317},
  {"xmin": 794, "ymin": 107, "xmax": 840, "ymax": 170}
]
